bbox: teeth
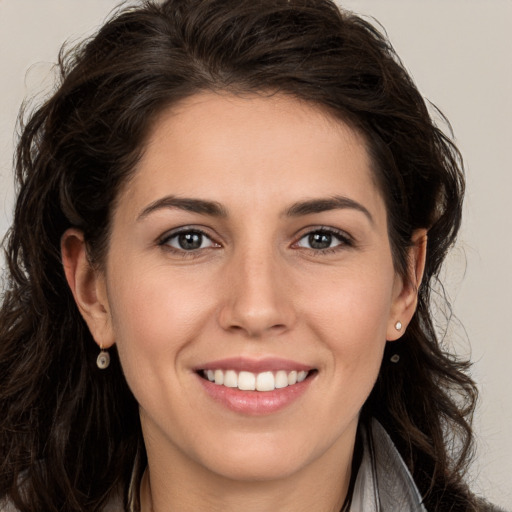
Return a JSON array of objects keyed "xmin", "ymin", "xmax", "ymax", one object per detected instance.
[
  {"xmin": 275, "ymin": 370, "xmax": 289, "ymax": 389},
  {"xmin": 223, "ymin": 370, "xmax": 238, "ymax": 388},
  {"xmin": 204, "ymin": 369, "xmax": 310, "ymax": 392},
  {"xmin": 214, "ymin": 369, "xmax": 224, "ymax": 385},
  {"xmin": 256, "ymin": 371, "xmax": 274, "ymax": 392},
  {"xmin": 238, "ymin": 371, "xmax": 256, "ymax": 390}
]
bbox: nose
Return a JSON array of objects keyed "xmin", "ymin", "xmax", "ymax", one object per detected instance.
[{"xmin": 218, "ymin": 248, "xmax": 296, "ymax": 338}]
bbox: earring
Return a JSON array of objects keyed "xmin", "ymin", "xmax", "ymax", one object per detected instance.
[
  {"xmin": 96, "ymin": 345, "xmax": 110, "ymax": 369},
  {"xmin": 391, "ymin": 321, "xmax": 403, "ymax": 363}
]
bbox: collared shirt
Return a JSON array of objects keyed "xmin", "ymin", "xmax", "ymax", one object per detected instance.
[{"xmin": 349, "ymin": 419, "xmax": 427, "ymax": 511}]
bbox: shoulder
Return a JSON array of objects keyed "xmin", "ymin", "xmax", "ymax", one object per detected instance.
[{"xmin": 365, "ymin": 421, "xmax": 509, "ymax": 512}]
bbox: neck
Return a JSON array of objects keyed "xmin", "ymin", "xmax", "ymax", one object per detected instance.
[
  {"xmin": 141, "ymin": 465, "xmax": 351, "ymax": 512},
  {"xmin": 140, "ymin": 424, "xmax": 356, "ymax": 512}
]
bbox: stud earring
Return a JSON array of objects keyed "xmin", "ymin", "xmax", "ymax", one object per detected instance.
[
  {"xmin": 96, "ymin": 345, "xmax": 110, "ymax": 369},
  {"xmin": 395, "ymin": 321, "xmax": 402, "ymax": 331}
]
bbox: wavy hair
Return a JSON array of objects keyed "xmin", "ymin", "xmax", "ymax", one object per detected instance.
[{"xmin": 0, "ymin": 0, "xmax": 477, "ymax": 510}]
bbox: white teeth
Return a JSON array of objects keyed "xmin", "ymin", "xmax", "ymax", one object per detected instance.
[
  {"xmin": 288, "ymin": 370, "xmax": 297, "ymax": 385},
  {"xmin": 297, "ymin": 371, "xmax": 308, "ymax": 383},
  {"xmin": 202, "ymin": 369, "xmax": 310, "ymax": 392},
  {"xmin": 214, "ymin": 369, "xmax": 224, "ymax": 385},
  {"xmin": 223, "ymin": 370, "xmax": 238, "ymax": 388},
  {"xmin": 238, "ymin": 371, "xmax": 256, "ymax": 390},
  {"xmin": 256, "ymin": 371, "xmax": 274, "ymax": 392},
  {"xmin": 275, "ymin": 370, "xmax": 289, "ymax": 389}
]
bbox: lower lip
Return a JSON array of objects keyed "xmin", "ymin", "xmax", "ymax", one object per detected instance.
[{"xmin": 197, "ymin": 374, "xmax": 314, "ymax": 415}]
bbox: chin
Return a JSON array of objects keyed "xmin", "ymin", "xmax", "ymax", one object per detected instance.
[
  {"xmin": 188, "ymin": 431, "xmax": 324, "ymax": 483},
  {"xmin": 205, "ymin": 454, "xmax": 308, "ymax": 483}
]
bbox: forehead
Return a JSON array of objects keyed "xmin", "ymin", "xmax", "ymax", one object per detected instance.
[
  {"xmin": 119, "ymin": 92, "xmax": 385, "ymax": 223},
  {"xmin": 146, "ymin": 92, "xmax": 368, "ymax": 162}
]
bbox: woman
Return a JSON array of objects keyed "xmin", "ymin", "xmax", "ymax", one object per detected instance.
[{"xmin": 0, "ymin": 0, "xmax": 504, "ymax": 510}]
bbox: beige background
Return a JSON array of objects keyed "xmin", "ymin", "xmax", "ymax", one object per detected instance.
[{"xmin": 0, "ymin": 1, "xmax": 510, "ymax": 508}]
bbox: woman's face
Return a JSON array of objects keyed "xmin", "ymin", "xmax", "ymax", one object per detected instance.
[{"xmin": 71, "ymin": 92, "xmax": 420, "ymax": 483}]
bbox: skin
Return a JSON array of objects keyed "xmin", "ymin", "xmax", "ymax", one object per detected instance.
[{"xmin": 62, "ymin": 92, "xmax": 426, "ymax": 512}]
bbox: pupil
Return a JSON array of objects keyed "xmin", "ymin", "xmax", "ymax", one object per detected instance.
[
  {"xmin": 178, "ymin": 232, "xmax": 202, "ymax": 250},
  {"xmin": 309, "ymin": 232, "xmax": 331, "ymax": 249}
]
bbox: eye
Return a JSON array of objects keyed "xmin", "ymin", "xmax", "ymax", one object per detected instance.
[
  {"xmin": 161, "ymin": 229, "xmax": 217, "ymax": 251},
  {"xmin": 295, "ymin": 229, "xmax": 351, "ymax": 251}
]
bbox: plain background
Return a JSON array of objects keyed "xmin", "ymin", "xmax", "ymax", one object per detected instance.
[{"xmin": 0, "ymin": 1, "xmax": 510, "ymax": 508}]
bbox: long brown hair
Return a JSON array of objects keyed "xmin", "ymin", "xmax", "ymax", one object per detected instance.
[{"xmin": 0, "ymin": 1, "xmax": 477, "ymax": 510}]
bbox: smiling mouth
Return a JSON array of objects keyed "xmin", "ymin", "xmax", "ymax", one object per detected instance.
[{"xmin": 199, "ymin": 369, "xmax": 316, "ymax": 392}]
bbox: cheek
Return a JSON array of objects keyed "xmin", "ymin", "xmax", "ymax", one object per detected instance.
[
  {"xmin": 104, "ymin": 262, "xmax": 222, "ymax": 424},
  {"xmin": 105, "ymin": 260, "xmax": 215, "ymax": 368},
  {"xmin": 304, "ymin": 265, "xmax": 395, "ymax": 337},
  {"xmin": 299, "ymin": 264, "xmax": 394, "ymax": 383}
]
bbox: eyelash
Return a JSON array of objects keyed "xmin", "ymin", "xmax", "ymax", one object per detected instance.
[
  {"xmin": 158, "ymin": 226, "xmax": 353, "ymax": 256},
  {"xmin": 158, "ymin": 227, "xmax": 219, "ymax": 258},
  {"xmin": 293, "ymin": 227, "xmax": 354, "ymax": 255}
]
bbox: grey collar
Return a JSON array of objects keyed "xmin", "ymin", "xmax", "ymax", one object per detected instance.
[{"xmin": 350, "ymin": 419, "xmax": 427, "ymax": 512}]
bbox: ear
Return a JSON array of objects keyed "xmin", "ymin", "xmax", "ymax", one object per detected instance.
[
  {"xmin": 61, "ymin": 228, "xmax": 115, "ymax": 349},
  {"xmin": 387, "ymin": 229, "xmax": 428, "ymax": 341}
]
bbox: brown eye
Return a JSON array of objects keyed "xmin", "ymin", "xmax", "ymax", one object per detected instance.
[
  {"xmin": 163, "ymin": 230, "xmax": 216, "ymax": 251},
  {"xmin": 296, "ymin": 229, "xmax": 350, "ymax": 251},
  {"xmin": 308, "ymin": 232, "xmax": 334, "ymax": 250}
]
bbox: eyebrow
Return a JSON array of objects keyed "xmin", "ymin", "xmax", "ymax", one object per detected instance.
[
  {"xmin": 137, "ymin": 196, "xmax": 228, "ymax": 221},
  {"xmin": 137, "ymin": 194, "xmax": 373, "ymax": 224},
  {"xmin": 284, "ymin": 196, "xmax": 374, "ymax": 224}
]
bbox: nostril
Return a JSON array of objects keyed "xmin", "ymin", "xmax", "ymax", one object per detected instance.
[{"xmin": 217, "ymin": 279, "xmax": 296, "ymax": 336}]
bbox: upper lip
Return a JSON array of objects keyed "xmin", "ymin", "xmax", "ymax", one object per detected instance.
[{"xmin": 194, "ymin": 357, "xmax": 314, "ymax": 373}]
